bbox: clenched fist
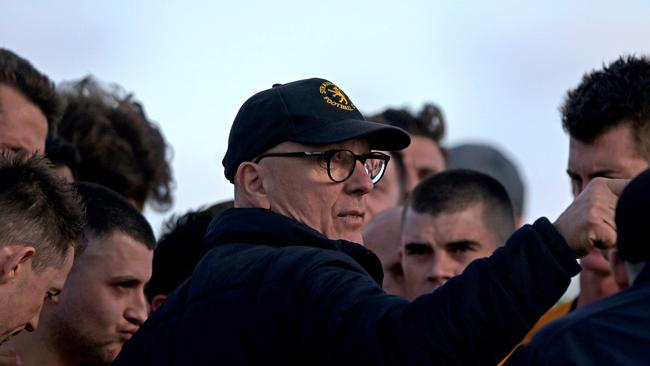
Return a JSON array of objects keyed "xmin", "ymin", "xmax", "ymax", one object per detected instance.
[{"xmin": 554, "ymin": 177, "xmax": 628, "ymax": 257}]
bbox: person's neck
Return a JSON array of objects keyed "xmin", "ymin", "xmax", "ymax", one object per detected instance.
[
  {"xmin": 8, "ymin": 327, "xmax": 78, "ymax": 366},
  {"xmin": 576, "ymin": 270, "xmax": 621, "ymax": 309}
]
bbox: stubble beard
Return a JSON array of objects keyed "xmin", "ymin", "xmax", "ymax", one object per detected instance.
[{"xmin": 48, "ymin": 311, "xmax": 121, "ymax": 366}]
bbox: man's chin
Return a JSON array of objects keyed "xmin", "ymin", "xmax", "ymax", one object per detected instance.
[
  {"xmin": 338, "ymin": 231, "xmax": 364, "ymax": 245},
  {"xmin": 87, "ymin": 341, "xmax": 124, "ymax": 365}
]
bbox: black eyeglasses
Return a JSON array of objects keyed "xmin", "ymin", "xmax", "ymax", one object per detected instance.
[{"xmin": 254, "ymin": 149, "xmax": 390, "ymax": 184}]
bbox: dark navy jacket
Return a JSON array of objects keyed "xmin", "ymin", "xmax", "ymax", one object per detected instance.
[
  {"xmin": 113, "ymin": 208, "xmax": 580, "ymax": 366},
  {"xmin": 506, "ymin": 265, "xmax": 650, "ymax": 366}
]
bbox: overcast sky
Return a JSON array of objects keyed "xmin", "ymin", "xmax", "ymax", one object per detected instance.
[{"xmin": 3, "ymin": 1, "xmax": 650, "ymax": 297}]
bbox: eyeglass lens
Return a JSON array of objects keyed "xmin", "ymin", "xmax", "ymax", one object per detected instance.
[{"xmin": 328, "ymin": 150, "xmax": 386, "ymax": 184}]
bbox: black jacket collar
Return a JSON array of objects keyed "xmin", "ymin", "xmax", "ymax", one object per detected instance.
[{"xmin": 204, "ymin": 208, "xmax": 384, "ymax": 284}]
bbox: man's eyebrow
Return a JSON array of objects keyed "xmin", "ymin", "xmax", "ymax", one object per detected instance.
[
  {"xmin": 404, "ymin": 242, "xmax": 430, "ymax": 247},
  {"xmin": 566, "ymin": 168, "xmax": 619, "ymax": 179},
  {"xmin": 588, "ymin": 169, "xmax": 619, "ymax": 180},
  {"xmin": 109, "ymin": 276, "xmax": 144, "ymax": 284},
  {"xmin": 444, "ymin": 240, "xmax": 479, "ymax": 249},
  {"xmin": 403, "ymin": 242, "xmax": 434, "ymax": 252}
]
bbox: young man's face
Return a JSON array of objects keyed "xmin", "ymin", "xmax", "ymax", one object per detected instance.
[
  {"xmin": 0, "ymin": 84, "xmax": 48, "ymax": 154},
  {"xmin": 258, "ymin": 139, "xmax": 374, "ymax": 244},
  {"xmin": 567, "ymin": 122, "xmax": 649, "ymax": 300},
  {"xmin": 567, "ymin": 123, "xmax": 648, "ymax": 196},
  {"xmin": 400, "ymin": 135, "xmax": 445, "ymax": 193},
  {"xmin": 0, "ymin": 247, "xmax": 73, "ymax": 345},
  {"xmin": 400, "ymin": 203, "xmax": 500, "ymax": 300},
  {"xmin": 44, "ymin": 231, "xmax": 152, "ymax": 364}
]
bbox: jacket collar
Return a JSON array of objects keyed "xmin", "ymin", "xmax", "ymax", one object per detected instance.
[{"xmin": 204, "ymin": 208, "xmax": 384, "ymax": 284}]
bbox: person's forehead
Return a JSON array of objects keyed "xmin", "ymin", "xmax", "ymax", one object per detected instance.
[
  {"xmin": 403, "ymin": 136, "xmax": 439, "ymax": 153},
  {"xmin": 80, "ymin": 231, "xmax": 152, "ymax": 270},
  {"xmin": 569, "ymin": 124, "xmax": 635, "ymax": 154},
  {"xmin": 0, "ymin": 84, "xmax": 42, "ymax": 116},
  {"xmin": 32, "ymin": 254, "xmax": 72, "ymax": 290},
  {"xmin": 401, "ymin": 208, "xmax": 437, "ymax": 238},
  {"xmin": 403, "ymin": 204, "xmax": 487, "ymax": 233},
  {"xmin": 401, "ymin": 136, "xmax": 444, "ymax": 167},
  {"xmin": 0, "ymin": 84, "xmax": 48, "ymax": 152},
  {"xmin": 568, "ymin": 129, "xmax": 647, "ymax": 173},
  {"xmin": 45, "ymin": 258, "xmax": 73, "ymax": 288}
]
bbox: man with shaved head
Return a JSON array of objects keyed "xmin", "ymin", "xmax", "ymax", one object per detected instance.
[{"xmin": 400, "ymin": 169, "xmax": 516, "ymax": 299}]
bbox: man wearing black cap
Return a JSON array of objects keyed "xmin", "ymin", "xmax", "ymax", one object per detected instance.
[
  {"xmin": 507, "ymin": 168, "xmax": 650, "ymax": 366},
  {"xmin": 113, "ymin": 78, "xmax": 625, "ymax": 366}
]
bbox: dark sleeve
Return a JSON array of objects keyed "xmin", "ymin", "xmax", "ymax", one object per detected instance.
[{"xmin": 290, "ymin": 217, "xmax": 581, "ymax": 366}]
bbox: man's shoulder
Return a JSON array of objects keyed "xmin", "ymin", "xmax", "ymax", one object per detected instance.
[
  {"xmin": 190, "ymin": 240, "xmax": 369, "ymax": 294},
  {"xmin": 203, "ymin": 238, "xmax": 362, "ymax": 263},
  {"xmin": 543, "ymin": 283, "xmax": 650, "ymax": 336},
  {"xmin": 520, "ymin": 283, "xmax": 650, "ymax": 364}
]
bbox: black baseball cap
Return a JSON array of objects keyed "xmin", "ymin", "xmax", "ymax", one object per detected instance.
[
  {"xmin": 615, "ymin": 168, "xmax": 650, "ymax": 263},
  {"xmin": 222, "ymin": 78, "xmax": 411, "ymax": 183}
]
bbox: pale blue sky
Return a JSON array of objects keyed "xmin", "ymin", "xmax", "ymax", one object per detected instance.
[{"xmin": 3, "ymin": 0, "xmax": 649, "ymax": 244}]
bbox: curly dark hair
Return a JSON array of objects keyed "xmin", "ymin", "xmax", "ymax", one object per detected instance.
[
  {"xmin": 561, "ymin": 55, "xmax": 650, "ymax": 157},
  {"xmin": 57, "ymin": 76, "xmax": 174, "ymax": 211},
  {"xmin": 0, "ymin": 48, "xmax": 61, "ymax": 134},
  {"xmin": 45, "ymin": 135, "xmax": 80, "ymax": 178},
  {"xmin": 367, "ymin": 103, "xmax": 447, "ymax": 191},
  {"xmin": 367, "ymin": 103, "xmax": 446, "ymax": 143}
]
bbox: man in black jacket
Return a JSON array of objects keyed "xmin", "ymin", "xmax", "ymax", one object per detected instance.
[
  {"xmin": 113, "ymin": 78, "xmax": 624, "ymax": 366},
  {"xmin": 507, "ymin": 168, "xmax": 650, "ymax": 365}
]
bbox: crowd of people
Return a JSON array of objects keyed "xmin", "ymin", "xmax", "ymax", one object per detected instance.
[{"xmin": 0, "ymin": 46, "xmax": 648, "ymax": 365}]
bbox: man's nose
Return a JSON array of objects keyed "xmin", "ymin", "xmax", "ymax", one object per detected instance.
[
  {"xmin": 24, "ymin": 311, "xmax": 41, "ymax": 332},
  {"xmin": 345, "ymin": 160, "xmax": 374, "ymax": 194},
  {"xmin": 125, "ymin": 292, "xmax": 149, "ymax": 326},
  {"xmin": 427, "ymin": 252, "xmax": 454, "ymax": 287}
]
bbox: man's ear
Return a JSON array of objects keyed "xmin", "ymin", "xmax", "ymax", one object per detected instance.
[
  {"xmin": 608, "ymin": 249, "xmax": 630, "ymax": 289},
  {"xmin": 0, "ymin": 245, "xmax": 36, "ymax": 284},
  {"xmin": 234, "ymin": 162, "xmax": 270, "ymax": 209},
  {"xmin": 151, "ymin": 294, "xmax": 167, "ymax": 312}
]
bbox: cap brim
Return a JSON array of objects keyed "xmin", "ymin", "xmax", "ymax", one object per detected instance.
[{"xmin": 289, "ymin": 119, "xmax": 410, "ymax": 151}]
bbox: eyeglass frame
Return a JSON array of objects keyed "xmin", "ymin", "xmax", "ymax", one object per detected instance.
[{"xmin": 253, "ymin": 149, "xmax": 391, "ymax": 184}]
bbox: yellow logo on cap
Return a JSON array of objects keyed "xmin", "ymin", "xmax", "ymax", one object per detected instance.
[{"xmin": 320, "ymin": 82, "xmax": 355, "ymax": 111}]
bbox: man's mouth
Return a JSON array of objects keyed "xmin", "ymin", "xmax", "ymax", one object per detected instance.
[
  {"xmin": 119, "ymin": 328, "xmax": 139, "ymax": 342},
  {"xmin": 338, "ymin": 211, "xmax": 365, "ymax": 225},
  {"xmin": 0, "ymin": 328, "xmax": 23, "ymax": 345}
]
